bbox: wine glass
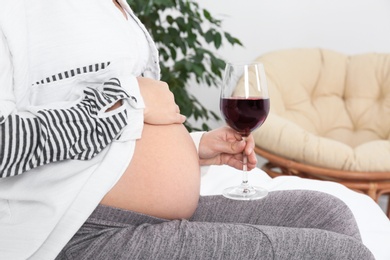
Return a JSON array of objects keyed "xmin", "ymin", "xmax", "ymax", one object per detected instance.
[{"xmin": 220, "ymin": 62, "xmax": 270, "ymax": 200}]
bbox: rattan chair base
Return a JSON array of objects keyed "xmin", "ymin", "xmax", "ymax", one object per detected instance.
[{"xmin": 254, "ymin": 146, "xmax": 390, "ymax": 218}]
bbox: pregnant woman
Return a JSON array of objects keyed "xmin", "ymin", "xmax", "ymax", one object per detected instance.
[{"xmin": 0, "ymin": 1, "xmax": 374, "ymax": 259}]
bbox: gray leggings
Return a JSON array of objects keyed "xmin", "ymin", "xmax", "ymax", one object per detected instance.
[{"xmin": 56, "ymin": 190, "xmax": 374, "ymax": 259}]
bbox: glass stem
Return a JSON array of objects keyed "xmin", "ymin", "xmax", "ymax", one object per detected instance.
[{"xmin": 241, "ymin": 137, "xmax": 249, "ymax": 189}]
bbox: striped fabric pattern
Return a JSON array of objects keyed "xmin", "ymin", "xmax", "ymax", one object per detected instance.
[
  {"xmin": 0, "ymin": 77, "xmax": 130, "ymax": 178},
  {"xmin": 34, "ymin": 62, "xmax": 111, "ymax": 85}
]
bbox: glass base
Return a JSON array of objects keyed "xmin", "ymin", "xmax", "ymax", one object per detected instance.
[{"xmin": 222, "ymin": 185, "xmax": 268, "ymax": 200}]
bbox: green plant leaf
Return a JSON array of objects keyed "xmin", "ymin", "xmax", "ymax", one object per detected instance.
[{"xmin": 214, "ymin": 32, "xmax": 222, "ymax": 49}]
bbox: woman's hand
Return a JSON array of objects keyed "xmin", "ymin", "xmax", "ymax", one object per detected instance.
[
  {"xmin": 137, "ymin": 77, "xmax": 186, "ymax": 125},
  {"xmin": 198, "ymin": 126, "xmax": 258, "ymax": 171}
]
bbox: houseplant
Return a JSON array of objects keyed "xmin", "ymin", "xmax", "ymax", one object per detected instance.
[{"xmin": 127, "ymin": 0, "xmax": 242, "ymax": 131}]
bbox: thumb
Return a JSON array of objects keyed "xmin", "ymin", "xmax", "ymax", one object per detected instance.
[{"xmin": 176, "ymin": 114, "xmax": 187, "ymax": 124}]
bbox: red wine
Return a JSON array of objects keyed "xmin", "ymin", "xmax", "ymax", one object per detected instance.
[{"xmin": 220, "ymin": 97, "xmax": 270, "ymax": 136}]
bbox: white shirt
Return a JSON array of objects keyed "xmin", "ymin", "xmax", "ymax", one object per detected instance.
[{"xmin": 0, "ymin": 1, "xmax": 203, "ymax": 259}]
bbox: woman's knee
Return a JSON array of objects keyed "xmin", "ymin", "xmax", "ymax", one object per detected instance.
[
  {"xmin": 262, "ymin": 190, "xmax": 360, "ymax": 239},
  {"xmin": 257, "ymin": 225, "xmax": 374, "ymax": 260},
  {"xmin": 297, "ymin": 190, "xmax": 360, "ymax": 238}
]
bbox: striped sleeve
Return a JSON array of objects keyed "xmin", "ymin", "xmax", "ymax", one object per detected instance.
[{"xmin": 0, "ymin": 78, "xmax": 130, "ymax": 178}]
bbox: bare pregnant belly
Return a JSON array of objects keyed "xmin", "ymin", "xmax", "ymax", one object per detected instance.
[{"xmin": 100, "ymin": 123, "xmax": 201, "ymax": 219}]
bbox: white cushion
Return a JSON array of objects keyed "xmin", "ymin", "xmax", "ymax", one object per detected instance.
[{"xmin": 250, "ymin": 48, "xmax": 390, "ymax": 171}]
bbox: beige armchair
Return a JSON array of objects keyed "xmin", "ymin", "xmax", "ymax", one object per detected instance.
[{"xmin": 247, "ymin": 48, "xmax": 390, "ymax": 217}]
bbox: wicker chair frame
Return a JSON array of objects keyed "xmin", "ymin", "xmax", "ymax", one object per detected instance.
[{"xmin": 255, "ymin": 146, "xmax": 390, "ymax": 218}]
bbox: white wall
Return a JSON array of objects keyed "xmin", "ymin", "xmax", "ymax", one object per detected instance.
[{"xmin": 188, "ymin": 0, "xmax": 390, "ymax": 129}]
